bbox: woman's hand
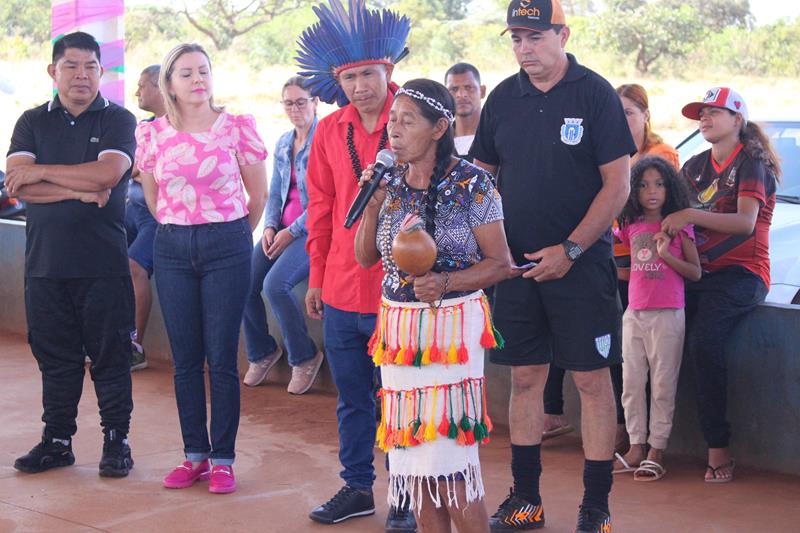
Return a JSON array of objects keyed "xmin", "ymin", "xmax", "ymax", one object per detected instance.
[
  {"xmin": 653, "ymin": 231, "xmax": 673, "ymax": 260},
  {"xmin": 661, "ymin": 209, "xmax": 692, "ymax": 237},
  {"xmin": 261, "ymin": 227, "xmax": 276, "ymax": 255},
  {"xmin": 413, "ymin": 272, "xmax": 447, "ymax": 304},
  {"xmin": 266, "ymin": 228, "xmax": 295, "ymax": 260},
  {"xmin": 358, "ymin": 163, "xmax": 388, "ymax": 213}
]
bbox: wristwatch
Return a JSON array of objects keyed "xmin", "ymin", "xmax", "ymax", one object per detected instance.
[{"xmin": 562, "ymin": 239, "xmax": 583, "ymax": 262}]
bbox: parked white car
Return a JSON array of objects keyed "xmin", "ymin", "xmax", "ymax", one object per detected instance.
[{"xmin": 676, "ymin": 120, "xmax": 800, "ymax": 305}]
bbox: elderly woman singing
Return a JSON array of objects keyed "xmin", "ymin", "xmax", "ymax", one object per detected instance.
[{"xmin": 355, "ymin": 78, "xmax": 514, "ymax": 533}]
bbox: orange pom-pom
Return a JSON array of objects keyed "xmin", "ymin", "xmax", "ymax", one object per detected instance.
[
  {"xmin": 437, "ymin": 413, "xmax": 449, "ymax": 437},
  {"xmin": 456, "ymin": 427, "xmax": 467, "ymax": 446},
  {"xmin": 457, "ymin": 345, "xmax": 469, "ymax": 364}
]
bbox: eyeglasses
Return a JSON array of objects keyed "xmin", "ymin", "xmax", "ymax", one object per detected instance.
[{"xmin": 281, "ymin": 98, "xmax": 313, "ymax": 109}]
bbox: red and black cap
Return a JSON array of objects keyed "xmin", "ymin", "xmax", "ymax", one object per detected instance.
[
  {"xmin": 502, "ymin": 0, "xmax": 566, "ymax": 35},
  {"xmin": 681, "ymin": 87, "xmax": 749, "ymax": 122}
]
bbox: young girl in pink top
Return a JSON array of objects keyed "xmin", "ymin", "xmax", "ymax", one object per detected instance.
[
  {"xmin": 614, "ymin": 156, "xmax": 701, "ymax": 481},
  {"xmin": 135, "ymin": 43, "xmax": 267, "ymax": 494}
]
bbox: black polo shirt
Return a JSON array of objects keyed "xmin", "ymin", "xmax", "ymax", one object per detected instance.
[
  {"xmin": 469, "ymin": 54, "xmax": 636, "ymax": 263},
  {"xmin": 7, "ymin": 93, "xmax": 137, "ymax": 278}
]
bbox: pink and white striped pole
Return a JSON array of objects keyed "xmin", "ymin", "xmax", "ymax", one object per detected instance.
[{"xmin": 51, "ymin": 0, "xmax": 126, "ymax": 105}]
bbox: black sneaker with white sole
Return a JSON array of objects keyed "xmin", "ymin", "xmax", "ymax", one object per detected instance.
[
  {"xmin": 309, "ymin": 485, "xmax": 375, "ymax": 524},
  {"xmin": 99, "ymin": 429, "xmax": 134, "ymax": 477},
  {"xmin": 14, "ymin": 436, "xmax": 75, "ymax": 473}
]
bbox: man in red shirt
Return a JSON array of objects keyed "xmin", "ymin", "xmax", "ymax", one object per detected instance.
[{"xmin": 297, "ymin": 1, "xmax": 415, "ymax": 530}]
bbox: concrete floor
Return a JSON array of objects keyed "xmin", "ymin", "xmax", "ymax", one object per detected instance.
[{"xmin": 0, "ymin": 333, "xmax": 798, "ymax": 533}]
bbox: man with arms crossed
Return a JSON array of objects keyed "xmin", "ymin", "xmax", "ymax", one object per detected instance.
[
  {"xmin": 470, "ymin": 1, "xmax": 635, "ymax": 531},
  {"xmin": 6, "ymin": 32, "xmax": 137, "ymax": 478}
]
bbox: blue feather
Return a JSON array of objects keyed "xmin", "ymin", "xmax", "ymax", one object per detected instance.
[{"xmin": 296, "ymin": 0, "xmax": 411, "ymax": 106}]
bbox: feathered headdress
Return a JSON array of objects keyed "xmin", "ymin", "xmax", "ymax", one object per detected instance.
[{"xmin": 296, "ymin": 0, "xmax": 411, "ymax": 106}]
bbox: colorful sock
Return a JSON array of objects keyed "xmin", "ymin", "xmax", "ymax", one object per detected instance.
[
  {"xmin": 581, "ymin": 459, "xmax": 613, "ymax": 513},
  {"xmin": 511, "ymin": 443, "xmax": 542, "ymax": 505}
]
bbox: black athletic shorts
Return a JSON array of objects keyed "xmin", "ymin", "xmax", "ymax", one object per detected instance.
[{"xmin": 490, "ymin": 257, "xmax": 622, "ymax": 371}]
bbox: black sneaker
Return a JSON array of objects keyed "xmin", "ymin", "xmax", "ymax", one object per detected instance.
[
  {"xmin": 575, "ymin": 506, "xmax": 612, "ymax": 533},
  {"xmin": 309, "ymin": 485, "xmax": 375, "ymax": 524},
  {"xmin": 14, "ymin": 437, "xmax": 75, "ymax": 473},
  {"xmin": 489, "ymin": 488, "xmax": 545, "ymax": 531},
  {"xmin": 385, "ymin": 501, "xmax": 416, "ymax": 532},
  {"xmin": 99, "ymin": 430, "xmax": 133, "ymax": 478}
]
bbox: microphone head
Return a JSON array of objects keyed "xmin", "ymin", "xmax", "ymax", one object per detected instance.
[{"xmin": 375, "ymin": 149, "xmax": 396, "ymax": 168}]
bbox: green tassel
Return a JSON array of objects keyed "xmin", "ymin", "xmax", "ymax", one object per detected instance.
[
  {"xmin": 460, "ymin": 413, "xmax": 472, "ymax": 432},
  {"xmin": 412, "ymin": 418, "xmax": 422, "ymax": 435},
  {"xmin": 474, "ymin": 421, "xmax": 486, "ymax": 441},
  {"xmin": 412, "ymin": 347, "xmax": 423, "ymax": 367},
  {"xmin": 492, "ymin": 326, "xmax": 505, "ymax": 349},
  {"xmin": 448, "ymin": 417, "xmax": 458, "ymax": 439}
]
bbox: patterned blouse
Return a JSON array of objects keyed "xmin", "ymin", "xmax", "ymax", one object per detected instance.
[
  {"xmin": 377, "ymin": 159, "xmax": 504, "ymax": 302},
  {"xmin": 135, "ymin": 112, "xmax": 267, "ymax": 225}
]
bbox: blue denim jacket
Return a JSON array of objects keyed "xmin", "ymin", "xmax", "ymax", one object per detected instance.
[{"xmin": 264, "ymin": 118, "xmax": 317, "ymax": 237}]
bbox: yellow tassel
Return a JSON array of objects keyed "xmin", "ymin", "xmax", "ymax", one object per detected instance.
[
  {"xmin": 425, "ymin": 386, "xmax": 438, "ymax": 441},
  {"xmin": 446, "ymin": 308, "xmax": 459, "ymax": 364},
  {"xmin": 447, "ymin": 343, "xmax": 458, "ymax": 364},
  {"xmin": 376, "ymin": 421, "xmax": 386, "ymax": 449},
  {"xmin": 372, "ymin": 342, "xmax": 385, "ymax": 366},
  {"xmin": 402, "ymin": 426, "xmax": 412, "ymax": 447}
]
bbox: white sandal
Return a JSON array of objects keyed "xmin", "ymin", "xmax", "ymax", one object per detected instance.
[
  {"xmin": 633, "ymin": 459, "xmax": 666, "ymax": 481},
  {"xmin": 612, "ymin": 452, "xmax": 638, "ymax": 474}
]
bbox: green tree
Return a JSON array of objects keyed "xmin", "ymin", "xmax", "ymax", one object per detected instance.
[
  {"xmin": 1, "ymin": 0, "xmax": 50, "ymax": 42},
  {"xmin": 691, "ymin": 0, "xmax": 752, "ymax": 30},
  {"xmin": 594, "ymin": 0, "xmax": 705, "ymax": 74},
  {"xmin": 179, "ymin": 0, "xmax": 304, "ymax": 50}
]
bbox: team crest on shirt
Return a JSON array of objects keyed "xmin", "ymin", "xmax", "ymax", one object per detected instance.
[
  {"xmin": 560, "ymin": 118, "xmax": 584, "ymax": 145},
  {"xmin": 595, "ymin": 333, "xmax": 611, "ymax": 359}
]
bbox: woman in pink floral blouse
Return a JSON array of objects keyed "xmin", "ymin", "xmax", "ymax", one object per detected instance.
[{"xmin": 135, "ymin": 43, "xmax": 267, "ymax": 494}]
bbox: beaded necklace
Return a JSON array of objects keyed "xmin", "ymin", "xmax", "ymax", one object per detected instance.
[{"xmin": 347, "ymin": 122, "xmax": 389, "ymax": 182}]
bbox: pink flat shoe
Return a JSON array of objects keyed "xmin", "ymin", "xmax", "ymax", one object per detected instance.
[
  {"xmin": 209, "ymin": 465, "xmax": 236, "ymax": 494},
  {"xmin": 163, "ymin": 459, "xmax": 211, "ymax": 489}
]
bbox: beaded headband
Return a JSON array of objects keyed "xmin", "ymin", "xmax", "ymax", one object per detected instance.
[{"xmin": 395, "ymin": 88, "xmax": 455, "ymax": 124}]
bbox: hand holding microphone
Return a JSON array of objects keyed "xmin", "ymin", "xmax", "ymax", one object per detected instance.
[{"xmin": 345, "ymin": 149, "xmax": 396, "ymax": 229}]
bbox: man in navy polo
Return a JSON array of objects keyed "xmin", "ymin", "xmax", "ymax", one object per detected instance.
[
  {"xmin": 5, "ymin": 31, "xmax": 137, "ymax": 478},
  {"xmin": 470, "ymin": 1, "xmax": 635, "ymax": 532}
]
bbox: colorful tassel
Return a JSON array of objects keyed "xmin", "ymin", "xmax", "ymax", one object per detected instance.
[
  {"xmin": 429, "ymin": 308, "xmax": 441, "ymax": 363},
  {"xmin": 479, "ymin": 297, "xmax": 498, "ymax": 348},
  {"xmin": 457, "ymin": 305, "xmax": 469, "ymax": 364}
]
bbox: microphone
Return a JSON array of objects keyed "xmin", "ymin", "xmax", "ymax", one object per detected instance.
[{"xmin": 344, "ymin": 149, "xmax": 396, "ymax": 228}]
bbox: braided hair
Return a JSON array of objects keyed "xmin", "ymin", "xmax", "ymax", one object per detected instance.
[{"xmin": 397, "ymin": 79, "xmax": 456, "ymax": 240}]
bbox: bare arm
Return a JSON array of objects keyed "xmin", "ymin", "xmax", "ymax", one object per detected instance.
[
  {"xmin": 241, "ymin": 161, "xmax": 268, "ymax": 230},
  {"xmin": 568, "ymin": 155, "xmax": 631, "ymax": 251},
  {"xmin": 662, "ymin": 197, "xmax": 760, "ymax": 237},
  {"xmin": 138, "ymin": 170, "xmax": 159, "ymax": 219},
  {"xmin": 5, "ymin": 152, "xmax": 131, "ymax": 194},
  {"xmin": 7, "ymin": 155, "xmax": 106, "ymax": 205},
  {"xmin": 412, "ymin": 220, "xmax": 513, "ymax": 304},
  {"xmin": 654, "ymin": 231, "xmax": 702, "ymax": 282},
  {"xmin": 525, "ymin": 155, "xmax": 631, "ymax": 281}
]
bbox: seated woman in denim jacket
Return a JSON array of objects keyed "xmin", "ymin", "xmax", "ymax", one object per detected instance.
[{"xmin": 242, "ymin": 76, "xmax": 323, "ymax": 394}]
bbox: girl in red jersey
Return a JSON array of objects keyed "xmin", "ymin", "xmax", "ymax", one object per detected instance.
[{"xmin": 662, "ymin": 87, "xmax": 781, "ymax": 483}]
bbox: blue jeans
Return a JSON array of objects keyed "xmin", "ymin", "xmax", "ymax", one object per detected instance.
[
  {"xmin": 323, "ymin": 305, "xmax": 379, "ymax": 491},
  {"xmin": 154, "ymin": 218, "xmax": 251, "ymax": 465},
  {"xmin": 242, "ymin": 235, "xmax": 316, "ymax": 365}
]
